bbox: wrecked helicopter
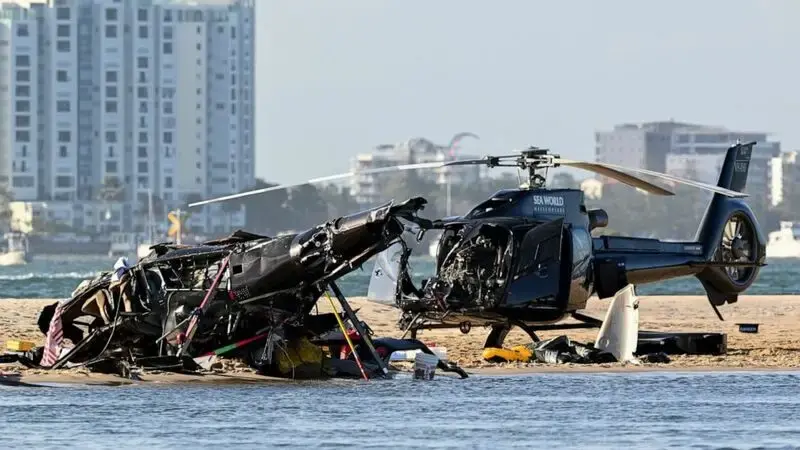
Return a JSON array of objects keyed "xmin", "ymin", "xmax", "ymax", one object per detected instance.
[
  {"xmin": 188, "ymin": 142, "xmax": 766, "ymax": 350},
  {"xmin": 26, "ymin": 200, "xmax": 468, "ymax": 380}
]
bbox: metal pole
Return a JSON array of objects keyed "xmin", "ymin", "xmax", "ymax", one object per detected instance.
[
  {"xmin": 147, "ymin": 188, "xmax": 154, "ymax": 243},
  {"xmin": 328, "ymin": 281, "xmax": 390, "ymax": 378},
  {"xmin": 446, "ymin": 170, "xmax": 451, "ymax": 217},
  {"xmin": 176, "ymin": 255, "xmax": 230, "ymax": 356}
]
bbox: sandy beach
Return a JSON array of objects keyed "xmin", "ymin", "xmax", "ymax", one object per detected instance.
[{"xmin": 2, "ymin": 295, "xmax": 800, "ymax": 385}]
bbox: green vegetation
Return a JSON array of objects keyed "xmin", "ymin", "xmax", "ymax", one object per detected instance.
[{"xmin": 0, "ymin": 167, "xmax": 780, "ymax": 239}]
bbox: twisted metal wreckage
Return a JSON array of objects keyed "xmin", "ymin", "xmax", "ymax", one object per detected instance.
[
  {"xmin": 7, "ymin": 143, "xmax": 757, "ymax": 378},
  {"xmin": 11, "ymin": 198, "xmax": 469, "ymax": 380}
]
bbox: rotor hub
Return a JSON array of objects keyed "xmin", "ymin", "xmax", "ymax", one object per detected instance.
[{"xmin": 730, "ymin": 236, "xmax": 746, "ymax": 259}]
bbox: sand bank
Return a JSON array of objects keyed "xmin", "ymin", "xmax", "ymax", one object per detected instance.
[{"xmin": 2, "ymin": 295, "xmax": 800, "ymax": 385}]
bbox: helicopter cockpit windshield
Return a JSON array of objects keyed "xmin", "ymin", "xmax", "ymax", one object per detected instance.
[{"xmin": 463, "ymin": 190, "xmax": 520, "ymax": 219}]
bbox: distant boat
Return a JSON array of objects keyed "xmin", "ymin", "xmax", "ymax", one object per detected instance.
[
  {"xmin": 0, "ymin": 232, "xmax": 31, "ymax": 266},
  {"xmin": 766, "ymin": 221, "xmax": 800, "ymax": 258},
  {"xmin": 108, "ymin": 232, "xmax": 137, "ymax": 258}
]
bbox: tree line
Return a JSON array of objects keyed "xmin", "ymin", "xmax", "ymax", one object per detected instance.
[
  {"xmin": 0, "ymin": 167, "xmax": 782, "ymax": 239},
  {"xmin": 234, "ymin": 168, "xmax": 781, "ymax": 241}
]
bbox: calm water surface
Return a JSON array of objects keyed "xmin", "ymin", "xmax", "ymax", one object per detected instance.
[
  {"xmin": 2, "ymin": 371, "xmax": 800, "ymax": 449},
  {"xmin": 2, "ymin": 256, "xmax": 800, "ymax": 298}
]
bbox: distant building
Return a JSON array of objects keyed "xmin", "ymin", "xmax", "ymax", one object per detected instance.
[
  {"xmin": 350, "ymin": 137, "xmax": 486, "ymax": 206},
  {"xmin": 595, "ymin": 121, "xmax": 780, "ymax": 202},
  {"xmin": 772, "ymin": 151, "xmax": 800, "ymax": 208},
  {"xmin": 595, "ymin": 121, "xmax": 708, "ymax": 173},
  {"xmin": 0, "ymin": 0, "xmax": 255, "ymax": 234},
  {"xmin": 665, "ymin": 127, "xmax": 779, "ymax": 202}
]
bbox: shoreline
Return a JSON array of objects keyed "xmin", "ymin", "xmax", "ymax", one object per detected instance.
[
  {"xmin": 5, "ymin": 365, "xmax": 800, "ymax": 388},
  {"xmin": 3, "ymin": 295, "xmax": 800, "ymax": 386}
]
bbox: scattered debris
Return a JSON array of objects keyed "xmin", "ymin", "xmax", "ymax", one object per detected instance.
[
  {"xmin": 482, "ymin": 329, "xmax": 731, "ymax": 366},
  {"xmin": 6, "ymin": 340, "xmax": 34, "ymax": 353},
  {"xmin": 483, "ymin": 335, "xmax": 671, "ymax": 365},
  {"xmin": 736, "ymin": 323, "xmax": 760, "ymax": 334},
  {"xmin": 636, "ymin": 331, "xmax": 727, "ymax": 356}
]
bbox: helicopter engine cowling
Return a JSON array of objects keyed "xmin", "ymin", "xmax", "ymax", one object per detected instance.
[{"xmin": 423, "ymin": 222, "xmax": 514, "ymax": 310}]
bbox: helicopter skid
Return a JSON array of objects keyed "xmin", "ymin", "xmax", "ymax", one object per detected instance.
[{"xmin": 400, "ymin": 307, "xmax": 602, "ymax": 341}]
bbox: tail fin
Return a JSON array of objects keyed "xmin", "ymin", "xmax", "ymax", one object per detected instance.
[
  {"xmin": 693, "ymin": 142, "xmax": 766, "ymax": 314},
  {"xmin": 715, "ymin": 141, "xmax": 755, "ymax": 192},
  {"xmin": 695, "ymin": 141, "xmax": 757, "ymax": 253}
]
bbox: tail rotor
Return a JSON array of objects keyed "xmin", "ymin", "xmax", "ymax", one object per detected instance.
[
  {"xmin": 694, "ymin": 142, "xmax": 767, "ymax": 317},
  {"xmin": 713, "ymin": 212, "xmax": 759, "ymax": 286}
]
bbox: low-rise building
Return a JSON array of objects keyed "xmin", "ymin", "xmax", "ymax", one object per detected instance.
[{"xmin": 350, "ymin": 137, "xmax": 486, "ymax": 206}]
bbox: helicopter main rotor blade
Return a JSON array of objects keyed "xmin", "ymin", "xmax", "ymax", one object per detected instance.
[
  {"xmin": 187, "ymin": 158, "xmax": 494, "ymax": 208},
  {"xmin": 555, "ymin": 158, "xmax": 748, "ymax": 198},
  {"xmin": 552, "ymin": 160, "xmax": 675, "ymax": 196}
]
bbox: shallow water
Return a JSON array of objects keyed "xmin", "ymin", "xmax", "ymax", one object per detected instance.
[
  {"xmin": 3, "ymin": 371, "xmax": 800, "ymax": 449},
  {"xmin": 2, "ymin": 256, "xmax": 800, "ymax": 298}
]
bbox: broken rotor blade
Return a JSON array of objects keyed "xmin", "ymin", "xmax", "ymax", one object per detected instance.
[
  {"xmin": 555, "ymin": 158, "xmax": 748, "ymax": 198},
  {"xmin": 188, "ymin": 158, "xmax": 493, "ymax": 208},
  {"xmin": 553, "ymin": 159, "xmax": 675, "ymax": 196}
]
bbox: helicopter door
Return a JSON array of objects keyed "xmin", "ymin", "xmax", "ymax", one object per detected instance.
[
  {"xmin": 503, "ymin": 218, "xmax": 569, "ymax": 312},
  {"xmin": 366, "ymin": 242, "xmax": 404, "ymax": 307}
]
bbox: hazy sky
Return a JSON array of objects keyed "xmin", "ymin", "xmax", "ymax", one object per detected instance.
[{"xmin": 256, "ymin": 0, "xmax": 800, "ymax": 186}]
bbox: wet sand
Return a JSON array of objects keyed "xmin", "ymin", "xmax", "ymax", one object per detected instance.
[{"xmin": 3, "ymin": 295, "xmax": 800, "ymax": 385}]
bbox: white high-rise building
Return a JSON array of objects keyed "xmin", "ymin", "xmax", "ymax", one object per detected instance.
[
  {"xmin": 0, "ymin": 0, "xmax": 255, "ymax": 235},
  {"xmin": 350, "ymin": 137, "xmax": 487, "ymax": 207}
]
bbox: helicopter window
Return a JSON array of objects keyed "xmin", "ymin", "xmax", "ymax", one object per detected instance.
[
  {"xmin": 537, "ymin": 235, "xmax": 560, "ymax": 262},
  {"xmin": 572, "ymin": 228, "xmax": 591, "ymax": 263},
  {"xmin": 467, "ymin": 199, "xmax": 510, "ymax": 217}
]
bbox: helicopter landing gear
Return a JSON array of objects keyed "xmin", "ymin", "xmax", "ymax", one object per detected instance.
[
  {"xmin": 484, "ymin": 322, "xmax": 541, "ymax": 349},
  {"xmin": 482, "ymin": 313, "xmax": 605, "ymax": 349}
]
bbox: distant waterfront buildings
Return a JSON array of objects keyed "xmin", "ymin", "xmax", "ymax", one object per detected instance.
[
  {"xmin": 594, "ymin": 121, "xmax": 780, "ymax": 203},
  {"xmin": 349, "ymin": 137, "xmax": 486, "ymax": 207},
  {"xmin": 0, "ymin": 0, "xmax": 255, "ymax": 235}
]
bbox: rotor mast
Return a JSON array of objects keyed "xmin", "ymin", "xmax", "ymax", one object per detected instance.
[{"xmin": 516, "ymin": 146, "xmax": 560, "ymax": 190}]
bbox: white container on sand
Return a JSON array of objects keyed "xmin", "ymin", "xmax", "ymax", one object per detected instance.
[{"xmin": 414, "ymin": 351, "xmax": 439, "ymax": 381}]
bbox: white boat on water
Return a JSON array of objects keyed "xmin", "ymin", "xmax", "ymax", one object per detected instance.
[
  {"xmin": 0, "ymin": 232, "xmax": 31, "ymax": 266},
  {"xmin": 109, "ymin": 232, "xmax": 138, "ymax": 258},
  {"xmin": 766, "ymin": 221, "xmax": 800, "ymax": 258}
]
